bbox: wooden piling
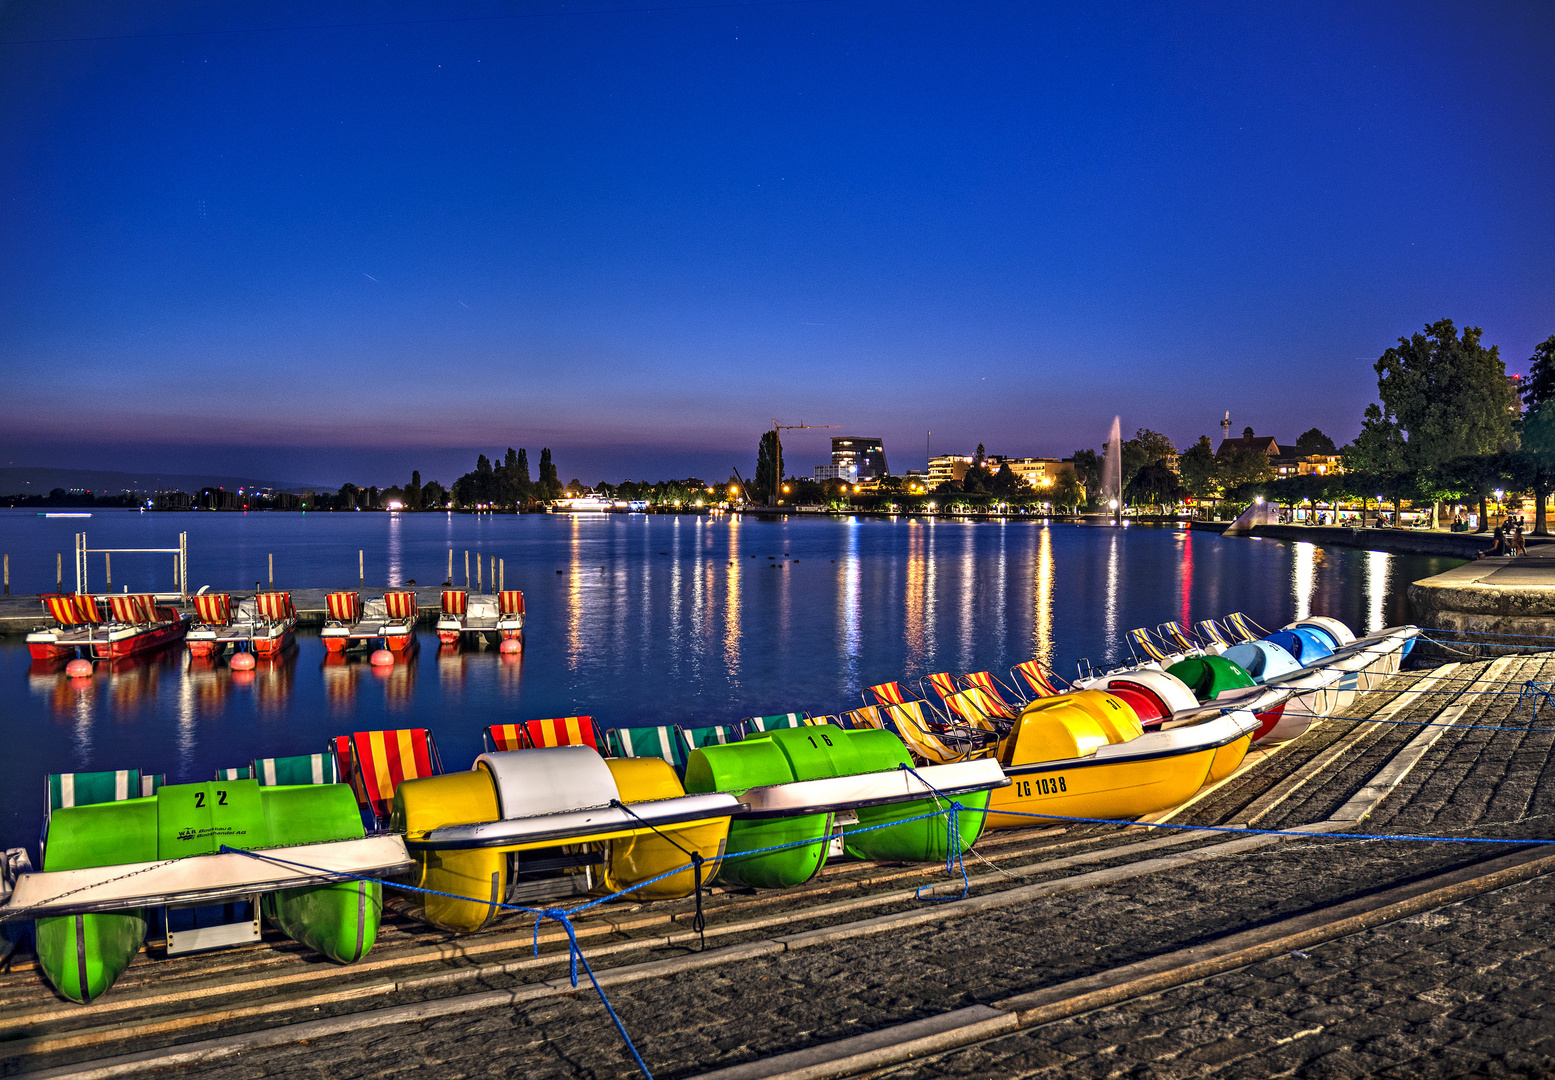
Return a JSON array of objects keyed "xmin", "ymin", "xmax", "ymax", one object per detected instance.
[
  {"xmin": 105, "ymin": 552, "xmax": 111, "ymax": 590},
  {"xmin": 56, "ymin": 552, "xmax": 62, "ymax": 592},
  {"xmin": 268, "ymin": 553, "xmax": 274, "ymax": 588},
  {"xmin": 499, "ymin": 558, "xmax": 504, "ymax": 593},
  {"xmin": 3, "ymin": 554, "xmax": 7, "ymax": 596},
  {"xmin": 447, "ymin": 548, "xmax": 453, "ymax": 585},
  {"xmin": 358, "ymin": 550, "xmax": 364, "ymax": 588},
  {"xmin": 477, "ymin": 556, "xmax": 482, "ymax": 593},
  {"xmin": 465, "ymin": 550, "xmax": 470, "ymax": 590},
  {"xmin": 490, "ymin": 557, "xmax": 496, "ymax": 596}
]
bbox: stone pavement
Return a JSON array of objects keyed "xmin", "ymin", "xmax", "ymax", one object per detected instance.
[{"xmin": 85, "ymin": 655, "xmax": 1555, "ymax": 1080}]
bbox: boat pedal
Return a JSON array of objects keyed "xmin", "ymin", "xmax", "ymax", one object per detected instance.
[
  {"xmin": 828, "ymin": 811, "xmax": 860, "ymax": 858},
  {"xmin": 164, "ymin": 895, "xmax": 261, "ymax": 955}
]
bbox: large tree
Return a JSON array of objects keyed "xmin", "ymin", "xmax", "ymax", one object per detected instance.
[
  {"xmin": 1373, "ymin": 319, "xmax": 1517, "ymax": 470},
  {"xmin": 1178, "ymin": 436, "xmax": 1218, "ymax": 500},
  {"xmin": 1520, "ymin": 399, "xmax": 1555, "ymax": 535},
  {"xmin": 1294, "ymin": 428, "xmax": 1337, "ymax": 457},
  {"xmin": 1521, "ymin": 335, "xmax": 1555, "ymax": 412},
  {"xmin": 1068, "ymin": 449, "xmax": 1102, "ymax": 507},
  {"xmin": 537, "ymin": 448, "xmax": 562, "ymax": 500},
  {"xmin": 755, "ymin": 431, "xmax": 784, "ymax": 504}
]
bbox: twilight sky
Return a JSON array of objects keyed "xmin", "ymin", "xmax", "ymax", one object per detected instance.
[{"xmin": 2, "ymin": 0, "xmax": 1552, "ymax": 488}]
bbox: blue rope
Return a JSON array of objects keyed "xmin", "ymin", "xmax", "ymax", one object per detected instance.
[
  {"xmin": 1420, "ymin": 626, "xmax": 1555, "ymax": 642},
  {"xmin": 897, "ymin": 764, "xmax": 969, "ymax": 901}
]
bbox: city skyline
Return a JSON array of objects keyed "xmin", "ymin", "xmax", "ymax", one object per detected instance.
[{"xmin": 2, "ymin": 1, "xmax": 1552, "ymax": 487}]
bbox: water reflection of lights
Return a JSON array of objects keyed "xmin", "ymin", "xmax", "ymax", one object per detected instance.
[
  {"xmin": 1366, "ymin": 549, "xmax": 1390, "ymax": 633},
  {"xmin": 1293, "ymin": 542, "xmax": 1316, "ymax": 620},
  {"xmin": 904, "ymin": 522, "xmax": 927, "ymax": 668},
  {"xmin": 387, "ymin": 512, "xmax": 403, "ymax": 587},
  {"xmin": 321, "ymin": 652, "xmax": 361, "ymax": 713},
  {"xmin": 566, "ymin": 517, "xmax": 584, "ymax": 670},
  {"xmin": 1102, "ymin": 532, "xmax": 1120, "ymax": 663},
  {"xmin": 840, "ymin": 517, "xmax": 861, "ymax": 684},
  {"xmin": 1031, "ymin": 526, "xmax": 1054, "ymax": 670},
  {"xmin": 958, "ymin": 524, "xmax": 975, "ymax": 670},
  {"xmin": 724, "ymin": 517, "xmax": 742, "ymax": 674},
  {"xmin": 1176, "ymin": 528, "xmax": 1193, "ymax": 628}
]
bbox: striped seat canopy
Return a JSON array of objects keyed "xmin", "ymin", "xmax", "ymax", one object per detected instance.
[
  {"xmin": 741, "ymin": 712, "xmax": 809, "ymax": 736},
  {"xmin": 948, "ymin": 685, "xmax": 1016, "ymax": 725},
  {"xmin": 963, "ymin": 671, "xmax": 1021, "ymax": 713},
  {"xmin": 41, "ymin": 593, "xmax": 80, "ymax": 627},
  {"xmin": 498, "ymin": 590, "xmax": 525, "ymax": 616},
  {"xmin": 483, "ymin": 723, "xmax": 525, "ymax": 752},
  {"xmin": 882, "ymin": 703, "xmax": 990, "ymax": 765},
  {"xmin": 607, "ymin": 726, "xmax": 684, "ymax": 768},
  {"xmin": 193, "ymin": 592, "xmax": 234, "ymax": 626},
  {"xmin": 1128, "ymin": 627, "xmax": 1174, "ymax": 663},
  {"xmin": 141, "ymin": 774, "xmax": 165, "ymax": 797},
  {"xmin": 257, "ymin": 753, "xmax": 336, "ymax": 785},
  {"xmin": 1195, "ymin": 619, "xmax": 1233, "ymax": 648},
  {"xmin": 923, "ymin": 672, "xmax": 958, "ymax": 701},
  {"xmin": 108, "ymin": 594, "xmax": 158, "ymax": 624},
  {"xmin": 382, "ymin": 591, "xmax": 418, "ymax": 621},
  {"xmin": 441, "ymin": 590, "xmax": 468, "ymax": 616},
  {"xmin": 1224, "ymin": 612, "xmax": 1262, "ymax": 643},
  {"xmin": 865, "ymin": 681, "xmax": 912, "ymax": 708},
  {"xmin": 46, "ymin": 769, "xmax": 141, "ymax": 814},
  {"xmin": 255, "ymin": 591, "xmax": 296, "ymax": 620},
  {"xmin": 520, "ymin": 716, "xmax": 602, "ymax": 751},
  {"xmin": 73, "ymin": 594, "xmax": 104, "ymax": 625},
  {"xmin": 1010, "ymin": 661, "xmax": 1062, "ymax": 701},
  {"xmin": 339, "ymin": 729, "xmax": 442, "ymax": 823},
  {"xmin": 679, "ymin": 724, "xmax": 741, "ymax": 753},
  {"xmin": 326, "ymin": 592, "xmax": 361, "ymax": 622},
  {"xmin": 845, "ymin": 706, "xmax": 884, "ymax": 731},
  {"xmin": 1158, "ymin": 622, "xmax": 1198, "ymax": 653},
  {"xmin": 214, "ymin": 766, "xmax": 254, "ymax": 781}
]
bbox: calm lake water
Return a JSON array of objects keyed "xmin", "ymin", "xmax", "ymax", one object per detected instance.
[{"xmin": 0, "ymin": 509, "xmax": 1458, "ymax": 848}]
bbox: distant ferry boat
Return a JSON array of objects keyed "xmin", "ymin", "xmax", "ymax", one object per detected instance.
[
  {"xmin": 42, "ymin": 513, "xmax": 91, "ymax": 518},
  {"xmin": 552, "ymin": 495, "xmax": 615, "ymax": 513}
]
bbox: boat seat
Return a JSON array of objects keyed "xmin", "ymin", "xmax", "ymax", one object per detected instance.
[
  {"xmin": 108, "ymin": 594, "xmax": 158, "ymax": 624},
  {"xmin": 1224, "ymin": 612, "xmax": 1264, "ymax": 642},
  {"xmin": 1009, "ymin": 660, "xmax": 1064, "ymax": 702},
  {"xmin": 864, "ymin": 681, "xmax": 913, "ymax": 708},
  {"xmin": 519, "ymin": 716, "xmax": 604, "ymax": 751},
  {"xmin": 920, "ymin": 672, "xmax": 958, "ymax": 702},
  {"xmin": 1157, "ymin": 622, "xmax": 1198, "ymax": 653},
  {"xmin": 193, "ymin": 593, "xmax": 234, "ymax": 626},
  {"xmin": 256, "ymin": 753, "xmax": 337, "ymax": 786},
  {"xmin": 845, "ymin": 706, "xmax": 885, "ymax": 731},
  {"xmin": 605, "ymin": 726, "xmax": 685, "ymax": 769},
  {"xmin": 382, "ymin": 591, "xmax": 418, "ymax": 621},
  {"xmin": 963, "ymin": 671, "xmax": 1022, "ymax": 713},
  {"xmin": 1128, "ymin": 627, "xmax": 1175, "ymax": 663},
  {"xmin": 882, "ymin": 702, "xmax": 995, "ymax": 765},
  {"xmin": 214, "ymin": 766, "xmax": 255, "ymax": 781},
  {"xmin": 42, "ymin": 769, "xmax": 157, "ymax": 859},
  {"xmin": 483, "ymin": 723, "xmax": 525, "ymax": 753},
  {"xmin": 255, "ymin": 592, "xmax": 296, "ymax": 621},
  {"xmin": 740, "ymin": 712, "xmax": 811, "ymax": 737},
  {"xmin": 141, "ymin": 774, "xmax": 165, "ymax": 797},
  {"xmin": 679, "ymin": 724, "xmax": 742, "ymax": 754},
  {"xmin": 325, "ymin": 592, "xmax": 361, "ymax": 623},
  {"xmin": 1195, "ymin": 618, "xmax": 1234, "ymax": 649},
  {"xmin": 42, "ymin": 593, "xmax": 86, "ymax": 627},
  {"xmin": 441, "ymin": 590, "xmax": 468, "ymax": 616},
  {"xmin": 336, "ymin": 729, "xmax": 443, "ymax": 826},
  {"xmin": 498, "ymin": 590, "xmax": 525, "ymax": 616}
]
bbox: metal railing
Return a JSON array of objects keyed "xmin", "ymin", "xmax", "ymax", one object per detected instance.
[{"xmin": 74, "ymin": 532, "xmax": 188, "ymax": 599}]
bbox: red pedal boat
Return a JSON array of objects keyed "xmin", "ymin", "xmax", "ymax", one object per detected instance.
[{"xmin": 27, "ymin": 593, "xmax": 190, "ymax": 661}]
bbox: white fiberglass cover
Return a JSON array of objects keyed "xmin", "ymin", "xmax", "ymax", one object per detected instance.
[
  {"xmin": 477, "ymin": 746, "xmax": 619, "ymax": 819},
  {"xmin": 1098, "ymin": 669, "xmax": 1200, "ymax": 715}
]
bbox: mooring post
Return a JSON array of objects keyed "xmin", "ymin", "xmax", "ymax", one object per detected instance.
[
  {"xmin": 268, "ymin": 553, "xmax": 274, "ymax": 588},
  {"xmin": 490, "ymin": 556, "xmax": 495, "ymax": 595},
  {"xmin": 499, "ymin": 558, "xmax": 504, "ymax": 593},
  {"xmin": 358, "ymin": 550, "xmax": 364, "ymax": 588},
  {"xmin": 465, "ymin": 550, "xmax": 470, "ymax": 589},
  {"xmin": 3, "ymin": 553, "xmax": 8, "ymax": 596},
  {"xmin": 447, "ymin": 548, "xmax": 453, "ymax": 584},
  {"xmin": 105, "ymin": 552, "xmax": 111, "ymax": 591},
  {"xmin": 477, "ymin": 556, "xmax": 483, "ymax": 593},
  {"xmin": 57, "ymin": 552, "xmax": 62, "ymax": 593},
  {"xmin": 179, "ymin": 531, "xmax": 188, "ymax": 600}
]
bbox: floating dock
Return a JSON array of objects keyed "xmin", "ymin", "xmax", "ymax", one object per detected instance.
[
  {"xmin": 0, "ymin": 588, "xmax": 452, "ymax": 636},
  {"xmin": 4, "ymin": 653, "xmax": 1555, "ymax": 1077}
]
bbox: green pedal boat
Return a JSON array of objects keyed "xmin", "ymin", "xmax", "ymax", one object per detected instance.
[
  {"xmin": 684, "ymin": 724, "xmax": 1006, "ymax": 889},
  {"xmin": 0, "ymin": 779, "xmax": 410, "ymax": 1003}
]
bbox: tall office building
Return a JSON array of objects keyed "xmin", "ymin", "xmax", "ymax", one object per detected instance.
[{"xmin": 831, "ymin": 437, "xmax": 888, "ymax": 482}]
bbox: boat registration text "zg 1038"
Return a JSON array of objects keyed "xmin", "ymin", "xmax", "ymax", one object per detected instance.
[{"xmin": 1012, "ymin": 777, "xmax": 1066, "ymax": 797}]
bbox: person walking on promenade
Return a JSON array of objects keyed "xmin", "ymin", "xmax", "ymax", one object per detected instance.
[{"xmin": 1514, "ymin": 519, "xmax": 1527, "ymax": 556}]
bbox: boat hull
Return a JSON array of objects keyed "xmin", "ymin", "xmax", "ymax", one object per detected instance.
[
  {"xmin": 34, "ymin": 910, "xmax": 148, "ymax": 1005},
  {"xmin": 28, "ymin": 617, "xmax": 189, "ymax": 661}
]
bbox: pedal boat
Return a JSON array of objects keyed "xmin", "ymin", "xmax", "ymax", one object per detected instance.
[
  {"xmin": 26, "ymin": 593, "xmax": 190, "ymax": 661},
  {"xmin": 435, "ymin": 589, "xmax": 525, "ymax": 647},
  {"xmin": 685, "ymin": 725, "xmax": 1008, "ymax": 889},
  {"xmin": 984, "ymin": 688, "xmax": 1261, "ymax": 829},
  {"xmin": 393, "ymin": 746, "xmax": 737, "ymax": 932},
  {"xmin": 0, "ymin": 779, "xmax": 409, "ymax": 1003},
  {"xmin": 186, "ymin": 592, "xmax": 297, "ymax": 659},
  {"xmin": 321, "ymin": 591, "xmax": 418, "ymax": 653}
]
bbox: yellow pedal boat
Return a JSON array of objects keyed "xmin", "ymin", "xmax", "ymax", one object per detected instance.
[
  {"xmin": 984, "ymin": 689, "xmax": 1259, "ymax": 829},
  {"xmin": 393, "ymin": 746, "xmax": 738, "ymax": 931}
]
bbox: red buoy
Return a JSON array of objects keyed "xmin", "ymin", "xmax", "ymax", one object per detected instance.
[
  {"xmin": 370, "ymin": 649, "xmax": 395, "ymax": 666},
  {"xmin": 65, "ymin": 658, "xmax": 93, "ymax": 678},
  {"xmin": 230, "ymin": 651, "xmax": 257, "ymax": 671},
  {"xmin": 499, "ymin": 637, "xmax": 521, "ymax": 654}
]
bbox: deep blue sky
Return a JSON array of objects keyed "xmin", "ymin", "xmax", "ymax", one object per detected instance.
[{"xmin": 2, "ymin": 1, "xmax": 1552, "ymax": 488}]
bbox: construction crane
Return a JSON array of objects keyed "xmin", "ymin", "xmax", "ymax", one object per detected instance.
[
  {"xmin": 769, "ymin": 419, "xmax": 840, "ymax": 506},
  {"xmin": 729, "ymin": 466, "xmax": 753, "ymax": 508}
]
